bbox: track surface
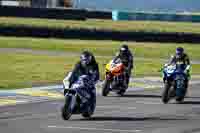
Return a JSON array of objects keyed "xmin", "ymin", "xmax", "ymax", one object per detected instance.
[{"xmin": 1, "ymin": 82, "xmax": 200, "ymax": 133}]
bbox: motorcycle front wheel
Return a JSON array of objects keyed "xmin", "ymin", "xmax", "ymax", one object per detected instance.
[
  {"xmin": 162, "ymin": 82, "xmax": 171, "ymax": 104},
  {"xmin": 102, "ymin": 79, "xmax": 110, "ymax": 96},
  {"xmin": 61, "ymin": 96, "xmax": 72, "ymax": 120}
]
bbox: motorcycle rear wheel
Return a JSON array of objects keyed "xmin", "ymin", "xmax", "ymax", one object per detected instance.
[
  {"xmin": 117, "ymin": 89, "xmax": 126, "ymax": 96},
  {"xmin": 81, "ymin": 103, "xmax": 96, "ymax": 118},
  {"xmin": 176, "ymin": 96, "xmax": 184, "ymax": 103},
  {"xmin": 82, "ymin": 112, "xmax": 92, "ymax": 118},
  {"xmin": 175, "ymin": 79, "xmax": 187, "ymax": 103}
]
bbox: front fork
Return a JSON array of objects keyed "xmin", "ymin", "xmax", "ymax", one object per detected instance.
[
  {"xmin": 106, "ymin": 72, "xmax": 126, "ymax": 87},
  {"xmin": 65, "ymin": 93, "xmax": 77, "ymax": 113}
]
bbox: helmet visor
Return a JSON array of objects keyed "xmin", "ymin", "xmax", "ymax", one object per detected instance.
[{"xmin": 81, "ymin": 55, "xmax": 91, "ymax": 66}]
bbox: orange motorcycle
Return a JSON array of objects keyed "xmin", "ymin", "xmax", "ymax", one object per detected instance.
[{"xmin": 102, "ymin": 58, "xmax": 127, "ymax": 96}]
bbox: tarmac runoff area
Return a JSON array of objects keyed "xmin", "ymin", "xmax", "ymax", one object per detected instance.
[
  {"xmin": 0, "ymin": 76, "xmax": 200, "ymax": 107},
  {"xmin": 0, "ymin": 77, "xmax": 200, "ymax": 133}
]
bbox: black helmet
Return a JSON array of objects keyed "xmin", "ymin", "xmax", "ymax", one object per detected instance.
[
  {"xmin": 176, "ymin": 47, "xmax": 184, "ymax": 58},
  {"xmin": 120, "ymin": 44, "xmax": 129, "ymax": 56},
  {"xmin": 80, "ymin": 51, "xmax": 92, "ymax": 67}
]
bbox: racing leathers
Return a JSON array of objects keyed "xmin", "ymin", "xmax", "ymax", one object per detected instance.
[
  {"xmin": 169, "ymin": 53, "xmax": 190, "ymax": 66},
  {"xmin": 168, "ymin": 53, "xmax": 191, "ymax": 88},
  {"xmin": 63, "ymin": 54, "xmax": 99, "ymax": 112},
  {"xmin": 114, "ymin": 50, "xmax": 133, "ymax": 88},
  {"xmin": 68, "ymin": 60, "xmax": 99, "ymax": 89}
]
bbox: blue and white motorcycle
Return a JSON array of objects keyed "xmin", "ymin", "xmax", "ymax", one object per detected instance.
[
  {"xmin": 61, "ymin": 73, "xmax": 96, "ymax": 120},
  {"xmin": 161, "ymin": 64, "xmax": 190, "ymax": 104}
]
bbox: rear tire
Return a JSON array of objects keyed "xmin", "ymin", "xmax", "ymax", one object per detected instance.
[
  {"xmin": 61, "ymin": 96, "xmax": 72, "ymax": 120},
  {"xmin": 81, "ymin": 95, "xmax": 96, "ymax": 119},
  {"xmin": 81, "ymin": 104, "xmax": 95, "ymax": 118},
  {"xmin": 175, "ymin": 79, "xmax": 186, "ymax": 103},
  {"xmin": 162, "ymin": 82, "xmax": 171, "ymax": 104},
  {"xmin": 82, "ymin": 112, "xmax": 92, "ymax": 118},
  {"xmin": 102, "ymin": 80, "xmax": 110, "ymax": 96},
  {"xmin": 117, "ymin": 89, "xmax": 125, "ymax": 96},
  {"xmin": 176, "ymin": 97, "xmax": 184, "ymax": 103}
]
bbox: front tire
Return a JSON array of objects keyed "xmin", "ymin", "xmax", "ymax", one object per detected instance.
[
  {"xmin": 61, "ymin": 96, "xmax": 72, "ymax": 120},
  {"xmin": 162, "ymin": 82, "xmax": 171, "ymax": 104},
  {"xmin": 102, "ymin": 79, "xmax": 110, "ymax": 96}
]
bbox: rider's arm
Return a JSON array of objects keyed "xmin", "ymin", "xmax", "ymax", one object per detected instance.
[
  {"xmin": 129, "ymin": 53, "xmax": 134, "ymax": 69},
  {"xmin": 185, "ymin": 54, "xmax": 190, "ymax": 65},
  {"xmin": 92, "ymin": 63, "xmax": 100, "ymax": 83},
  {"xmin": 185, "ymin": 54, "xmax": 191, "ymax": 72},
  {"xmin": 168, "ymin": 55, "xmax": 176, "ymax": 65},
  {"xmin": 113, "ymin": 56, "xmax": 119, "ymax": 63},
  {"xmin": 68, "ymin": 63, "xmax": 81, "ymax": 87}
]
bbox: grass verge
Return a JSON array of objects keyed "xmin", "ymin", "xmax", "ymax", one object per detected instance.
[
  {"xmin": 0, "ymin": 52, "xmax": 199, "ymax": 89},
  {"xmin": 1, "ymin": 17, "xmax": 200, "ymax": 34},
  {"xmin": 1, "ymin": 37, "xmax": 200, "ymax": 89},
  {"xmin": 1, "ymin": 37, "xmax": 200, "ymax": 60}
]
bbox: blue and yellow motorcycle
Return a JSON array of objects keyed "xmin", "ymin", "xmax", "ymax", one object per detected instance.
[{"xmin": 161, "ymin": 64, "xmax": 191, "ymax": 104}]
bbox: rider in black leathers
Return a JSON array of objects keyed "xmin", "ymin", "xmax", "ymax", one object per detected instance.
[
  {"xmin": 69, "ymin": 51, "xmax": 99, "ymax": 88},
  {"xmin": 113, "ymin": 44, "xmax": 134, "ymax": 89},
  {"xmin": 64, "ymin": 51, "xmax": 99, "ymax": 97},
  {"xmin": 64, "ymin": 51, "xmax": 99, "ymax": 113}
]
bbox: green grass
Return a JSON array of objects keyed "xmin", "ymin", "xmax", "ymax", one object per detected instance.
[
  {"xmin": 0, "ymin": 36, "xmax": 200, "ymax": 59},
  {"xmin": 0, "ymin": 52, "xmax": 199, "ymax": 89},
  {"xmin": 0, "ymin": 52, "xmax": 163, "ymax": 89},
  {"xmin": 1, "ymin": 36, "xmax": 200, "ymax": 89},
  {"xmin": 0, "ymin": 53, "xmax": 79, "ymax": 89},
  {"xmin": 1, "ymin": 17, "xmax": 200, "ymax": 34}
]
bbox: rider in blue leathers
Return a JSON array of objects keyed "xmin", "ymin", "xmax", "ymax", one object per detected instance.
[{"xmin": 168, "ymin": 47, "xmax": 191, "ymax": 89}]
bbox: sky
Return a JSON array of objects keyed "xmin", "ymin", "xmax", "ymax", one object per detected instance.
[{"xmin": 73, "ymin": 0, "xmax": 200, "ymax": 12}]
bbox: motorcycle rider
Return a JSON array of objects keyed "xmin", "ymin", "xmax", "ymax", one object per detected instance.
[
  {"xmin": 167, "ymin": 47, "xmax": 191, "ymax": 88},
  {"xmin": 113, "ymin": 44, "xmax": 134, "ymax": 90},
  {"xmin": 64, "ymin": 50, "xmax": 99, "ymax": 99},
  {"xmin": 169, "ymin": 47, "xmax": 190, "ymax": 66}
]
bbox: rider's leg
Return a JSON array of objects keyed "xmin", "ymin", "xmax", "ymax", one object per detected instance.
[
  {"xmin": 185, "ymin": 79, "xmax": 189, "ymax": 89},
  {"xmin": 126, "ymin": 69, "xmax": 132, "ymax": 87}
]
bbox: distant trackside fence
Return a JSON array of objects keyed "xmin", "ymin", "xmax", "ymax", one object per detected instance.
[{"xmin": 112, "ymin": 10, "xmax": 200, "ymax": 23}]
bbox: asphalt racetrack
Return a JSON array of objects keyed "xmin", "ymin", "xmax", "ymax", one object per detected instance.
[{"xmin": 1, "ymin": 79, "xmax": 200, "ymax": 133}]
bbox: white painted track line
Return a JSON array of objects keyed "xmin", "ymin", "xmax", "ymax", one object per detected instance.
[{"xmin": 47, "ymin": 125, "xmax": 142, "ymax": 132}]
